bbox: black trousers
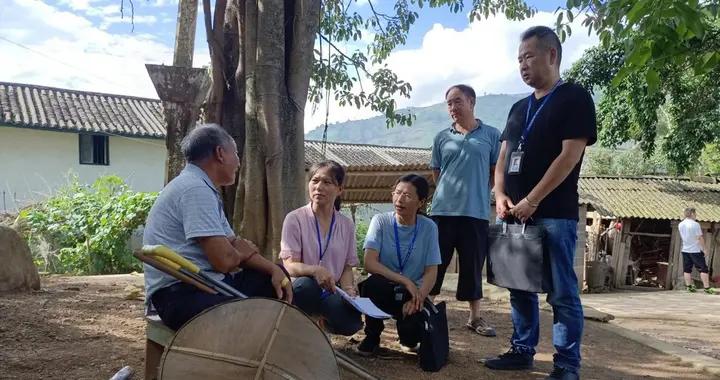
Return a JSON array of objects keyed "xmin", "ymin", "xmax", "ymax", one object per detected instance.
[
  {"xmin": 359, "ymin": 274, "xmax": 424, "ymax": 347},
  {"xmin": 430, "ymin": 216, "xmax": 489, "ymax": 301},
  {"xmin": 150, "ymin": 268, "xmax": 276, "ymax": 330}
]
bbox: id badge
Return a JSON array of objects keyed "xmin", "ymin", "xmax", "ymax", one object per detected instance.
[
  {"xmin": 508, "ymin": 150, "xmax": 524, "ymax": 175},
  {"xmin": 394, "ymin": 285, "xmax": 405, "ymax": 301}
]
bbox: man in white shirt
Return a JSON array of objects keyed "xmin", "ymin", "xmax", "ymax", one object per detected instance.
[{"xmin": 678, "ymin": 207, "xmax": 714, "ymax": 294}]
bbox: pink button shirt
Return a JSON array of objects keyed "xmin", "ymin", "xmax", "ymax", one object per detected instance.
[{"xmin": 280, "ymin": 204, "xmax": 359, "ymax": 283}]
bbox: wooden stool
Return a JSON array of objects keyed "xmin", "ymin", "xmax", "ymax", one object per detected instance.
[{"xmin": 144, "ymin": 314, "xmax": 174, "ymax": 380}]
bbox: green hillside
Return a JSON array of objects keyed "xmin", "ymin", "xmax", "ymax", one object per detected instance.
[{"xmin": 305, "ymin": 93, "xmax": 527, "ymax": 148}]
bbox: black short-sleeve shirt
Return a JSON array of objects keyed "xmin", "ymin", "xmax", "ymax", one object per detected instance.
[{"xmin": 500, "ymin": 82, "xmax": 597, "ymax": 220}]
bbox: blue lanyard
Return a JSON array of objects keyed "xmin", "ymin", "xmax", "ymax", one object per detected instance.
[
  {"xmin": 393, "ymin": 216, "xmax": 419, "ymax": 274},
  {"xmin": 519, "ymin": 79, "xmax": 563, "ymax": 151},
  {"xmin": 314, "ymin": 212, "xmax": 336, "ymax": 261}
]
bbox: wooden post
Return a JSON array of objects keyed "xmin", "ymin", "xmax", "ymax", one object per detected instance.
[
  {"xmin": 349, "ymin": 204, "xmax": 357, "ymax": 224},
  {"xmin": 667, "ymin": 220, "xmax": 681, "ymax": 289},
  {"xmin": 575, "ymin": 205, "xmax": 587, "ymax": 291},
  {"xmin": 612, "ymin": 219, "xmax": 631, "ymax": 287},
  {"xmin": 711, "ymin": 223, "xmax": 719, "ymax": 285}
]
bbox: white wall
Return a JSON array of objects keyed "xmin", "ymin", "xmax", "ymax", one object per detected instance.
[{"xmin": 0, "ymin": 126, "xmax": 167, "ymax": 212}]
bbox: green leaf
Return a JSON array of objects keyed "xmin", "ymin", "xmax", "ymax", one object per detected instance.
[
  {"xmin": 626, "ymin": 0, "xmax": 649, "ymax": 26},
  {"xmin": 627, "ymin": 43, "xmax": 652, "ymax": 67},
  {"xmin": 611, "ymin": 65, "xmax": 632, "ymax": 87},
  {"xmin": 645, "ymin": 68, "xmax": 660, "ymax": 94}
]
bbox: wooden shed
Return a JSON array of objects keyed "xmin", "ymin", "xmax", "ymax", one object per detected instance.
[{"xmin": 580, "ymin": 176, "xmax": 720, "ymax": 290}]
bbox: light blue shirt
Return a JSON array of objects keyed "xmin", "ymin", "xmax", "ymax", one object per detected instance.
[
  {"xmin": 143, "ymin": 163, "xmax": 234, "ymax": 302},
  {"xmin": 430, "ymin": 121, "xmax": 500, "ymax": 220},
  {"xmin": 363, "ymin": 212, "xmax": 442, "ymax": 287}
]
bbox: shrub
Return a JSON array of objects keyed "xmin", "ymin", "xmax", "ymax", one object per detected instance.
[{"xmin": 19, "ymin": 175, "xmax": 157, "ymax": 274}]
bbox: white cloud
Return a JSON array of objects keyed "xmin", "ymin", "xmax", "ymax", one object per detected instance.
[
  {"xmin": 85, "ymin": 4, "xmax": 121, "ymax": 17},
  {"xmin": 58, "ymin": 0, "xmax": 103, "ymax": 11},
  {"xmin": 1, "ymin": 1, "xmax": 597, "ymax": 135},
  {"xmin": 151, "ymin": 0, "xmax": 179, "ymax": 7},
  {"xmin": 304, "ymin": 11, "xmax": 598, "ymax": 132},
  {"xmin": 0, "ymin": 0, "xmax": 176, "ymax": 98},
  {"xmin": 99, "ymin": 14, "xmax": 158, "ymax": 29}
]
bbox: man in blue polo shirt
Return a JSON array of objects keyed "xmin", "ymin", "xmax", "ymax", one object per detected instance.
[{"xmin": 429, "ymin": 84, "xmax": 501, "ymax": 337}]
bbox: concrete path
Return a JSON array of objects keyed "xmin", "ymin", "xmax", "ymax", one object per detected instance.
[
  {"xmin": 582, "ymin": 289, "xmax": 720, "ymax": 375},
  {"xmin": 444, "ymin": 274, "xmax": 720, "ymax": 376}
]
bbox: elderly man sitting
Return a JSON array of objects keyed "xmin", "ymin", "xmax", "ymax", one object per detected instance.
[{"xmin": 143, "ymin": 123, "xmax": 293, "ymax": 330}]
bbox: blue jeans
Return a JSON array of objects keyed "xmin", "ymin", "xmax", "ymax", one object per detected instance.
[
  {"xmin": 509, "ymin": 218, "xmax": 584, "ymax": 371},
  {"xmin": 292, "ymin": 276, "xmax": 362, "ymax": 336}
]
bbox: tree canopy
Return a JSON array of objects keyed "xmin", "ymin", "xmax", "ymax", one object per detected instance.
[{"xmin": 566, "ymin": 21, "xmax": 720, "ymax": 173}]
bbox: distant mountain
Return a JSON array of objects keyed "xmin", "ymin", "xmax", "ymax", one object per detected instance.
[{"xmin": 305, "ymin": 93, "xmax": 527, "ymax": 148}]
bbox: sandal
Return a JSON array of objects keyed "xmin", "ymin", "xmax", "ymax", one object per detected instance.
[{"xmin": 467, "ymin": 317, "xmax": 496, "ymax": 337}]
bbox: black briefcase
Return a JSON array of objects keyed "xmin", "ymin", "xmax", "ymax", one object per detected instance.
[
  {"xmin": 487, "ymin": 223, "xmax": 551, "ymax": 293},
  {"xmin": 418, "ymin": 300, "xmax": 449, "ymax": 372}
]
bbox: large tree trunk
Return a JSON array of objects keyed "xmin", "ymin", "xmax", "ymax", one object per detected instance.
[{"xmin": 203, "ymin": 0, "xmax": 320, "ymax": 259}]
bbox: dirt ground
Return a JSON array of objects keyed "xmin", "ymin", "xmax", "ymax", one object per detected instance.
[{"xmin": 0, "ymin": 275, "xmax": 716, "ymax": 380}]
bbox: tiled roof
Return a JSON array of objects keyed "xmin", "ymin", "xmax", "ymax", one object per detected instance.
[
  {"xmin": 0, "ymin": 82, "xmax": 432, "ymax": 173},
  {"xmin": 579, "ymin": 176, "xmax": 720, "ymax": 222},
  {"xmin": 0, "ymin": 82, "xmax": 165, "ymax": 138}
]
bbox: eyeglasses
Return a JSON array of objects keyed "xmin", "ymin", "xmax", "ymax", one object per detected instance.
[{"xmin": 391, "ymin": 190, "xmax": 417, "ymax": 200}]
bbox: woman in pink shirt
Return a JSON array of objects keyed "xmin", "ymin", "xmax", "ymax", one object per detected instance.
[{"xmin": 280, "ymin": 160, "xmax": 362, "ymax": 336}]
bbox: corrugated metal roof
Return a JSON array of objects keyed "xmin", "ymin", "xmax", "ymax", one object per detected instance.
[
  {"xmin": 580, "ymin": 176, "xmax": 720, "ymax": 222},
  {"xmin": 304, "ymin": 140, "xmax": 430, "ymax": 170},
  {"xmin": 0, "ymin": 82, "xmax": 165, "ymax": 138}
]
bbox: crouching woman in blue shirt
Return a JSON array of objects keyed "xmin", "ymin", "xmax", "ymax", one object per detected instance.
[{"xmin": 356, "ymin": 174, "xmax": 442, "ymax": 355}]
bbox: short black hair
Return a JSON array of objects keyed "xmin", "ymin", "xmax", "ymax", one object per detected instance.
[
  {"xmin": 180, "ymin": 123, "xmax": 234, "ymax": 163},
  {"xmin": 521, "ymin": 26, "xmax": 562, "ymax": 65},
  {"xmin": 395, "ymin": 174, "xmax": 430, "ymax": 201},
  {"xmin": 445, "ymin": 84, "xmax": 476, "ymax": 105}
]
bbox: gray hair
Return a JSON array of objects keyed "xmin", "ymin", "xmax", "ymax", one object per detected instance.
[
  {"xmin": 180, "ymin": 123, "xmax": 234, "ymax": 163},
  {"xmin": 521, "ymin": 25, "xmax": 562, "ymax": 65},
  {"xmin": 684, "ymin": 207, "xmax": 696, "ymax": 218}
]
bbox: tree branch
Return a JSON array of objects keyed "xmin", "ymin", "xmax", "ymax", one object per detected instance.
[
  {"xmin": 367, "ymin": 0, "xmax": 385, "ymax": 34},
  {"xmin": 317, "ymin": 33, "xmax": 371, "ymax": 77}
]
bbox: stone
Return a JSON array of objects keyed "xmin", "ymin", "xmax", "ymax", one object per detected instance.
[{"xmin": 0, "ymin": 225, "xmax": 40, "ymax": 292}]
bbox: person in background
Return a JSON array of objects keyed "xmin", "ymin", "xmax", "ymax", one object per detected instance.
[
  {"xmin": 356, "ymin": 174, "xmax": 442, "ymax": 355},
  {"xmin": 429, "ymin": 84, "xmax": 501, "ymax": 337},
  {"xmin": 280, "ymin": 160, "xmax": 362, "ymax": 335},
  {"xmin": 484, "ymin": 26, "xmax": 597, "ymax": 380},
  {"xmin": 678, "ymin": 207, "xmax": 715, "ymax": 294}
]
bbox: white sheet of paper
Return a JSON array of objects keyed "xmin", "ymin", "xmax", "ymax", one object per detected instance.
[{"xmin": 335, "ymin": 286, "xmax": 391, "ymax": 319}]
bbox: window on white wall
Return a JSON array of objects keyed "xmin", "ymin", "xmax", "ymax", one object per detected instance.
[{"xmin": 79, "ymin": 134, "xmax": 109, "ymax": 165}]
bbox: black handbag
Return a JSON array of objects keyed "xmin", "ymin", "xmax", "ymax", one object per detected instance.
[
  {"xmin": 487, "ymin": 223, "xmax": 551, "ymax": 293},
  {"xmin": 418, "ymin": 299, "xmax": 449, "ymax": 372}
]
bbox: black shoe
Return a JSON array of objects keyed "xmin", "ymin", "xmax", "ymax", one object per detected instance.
[
  {"xmin": 356, "ymin": 336, "xmax": 379, "ymax": 357},
  {"xmin": 484, "ymin": 347, "xmax": 534, "ymax": 370},
  {"xmin": 545, "ymin": 366, "xmax": 579, "ymax": 380}
]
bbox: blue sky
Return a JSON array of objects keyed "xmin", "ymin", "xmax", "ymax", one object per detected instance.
[{"xmin": 0, "ymin": 0, "xmax": 596, "ymax": 131}]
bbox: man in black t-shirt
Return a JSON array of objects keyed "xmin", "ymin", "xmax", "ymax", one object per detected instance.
[{"xmin": 484, "ymin": 26, "xmax": 596, "ymax": 380}]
